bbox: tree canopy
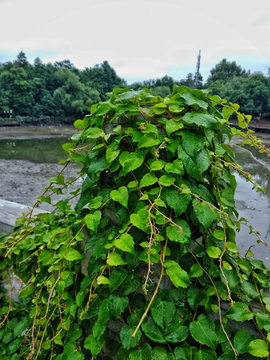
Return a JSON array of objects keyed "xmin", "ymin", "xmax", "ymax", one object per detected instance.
[{"xmin": 0, "ymin": 52, "xmax": 269, "ymax": 121}]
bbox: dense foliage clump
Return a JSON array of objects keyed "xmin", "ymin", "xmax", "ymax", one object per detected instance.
[{"xmin": 1, "ymin": 86, "xmax": 270, "ymax": 359}]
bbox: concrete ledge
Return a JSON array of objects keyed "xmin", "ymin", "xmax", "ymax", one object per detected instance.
[{"xmin": 0, "ymin": 199, "xmax": 48, "ymax": 234}]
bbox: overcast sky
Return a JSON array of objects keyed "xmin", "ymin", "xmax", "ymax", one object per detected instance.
[{"xmin": 0, "ymin": 0, "xmax": 269, "ymax": 84}]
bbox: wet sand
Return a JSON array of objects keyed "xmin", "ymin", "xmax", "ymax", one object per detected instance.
[{"xmin": 0, "ymin": 126, "xmax": 82, "ymax": 211}]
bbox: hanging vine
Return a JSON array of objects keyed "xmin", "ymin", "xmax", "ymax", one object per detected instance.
[{"xmin": 1, "ymin": 86, "xmax": 270, "ymax": 359}]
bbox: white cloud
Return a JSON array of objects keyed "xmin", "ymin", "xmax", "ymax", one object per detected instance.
[{"xmin": 0, "ymin": 0, "xmax": 269, "ymax": 82}]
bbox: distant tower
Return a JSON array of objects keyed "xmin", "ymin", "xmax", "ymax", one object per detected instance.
[{"xmin": 195, "ymin": 50, "xmax": 201, "ymax": 89}]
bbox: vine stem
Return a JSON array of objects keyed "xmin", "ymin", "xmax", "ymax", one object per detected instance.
[
  {"xmin": 188, "ymin": 249, "xmax": 239, "ymax": 359},
  {"xmin": 132, "ymin": 237, "xmax": 168, "ymax": 338}
]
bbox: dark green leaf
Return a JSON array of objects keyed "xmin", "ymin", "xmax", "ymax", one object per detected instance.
[
  {"xmin": 233, "ymin": 329, "xmax": 255, "ymax": 354},
  {"xmin": 166, "ymin": 219, "xmax": 191, "ymax": 244},
  {"xmin": 141, "ymin": 317, "xmax": 166, "ymax": 343},
  {"xmin": 129, "ymin": 343, "xmax": 152, "ymax": 360},
  {"xmin": 181, "ymin": 130, "xmax": 206, "ymax": 159},
  {"xmin": 151, "ymin": 299, "xmax": 176, "ymax": 329},
  {"xmin": 120, "ymin": 325, "xmax": 141, "ymax": 350},
  {"xmin": 183, "ymin": 112, "xmax": 217, "ymax": 129},
  {"xmin": 189, "ymin": 314, "xmax": 218, "ymax": 349},
  {"xmin": 13, "ymin": 317, "xmax": 29, "ymax": 337},
  {"xmin": 193, "ymin": 198, "xmax": 218, "ymax": 231},
  {"xmin": 84, "ymin": 334, "xmax": 104, "ymax": 356},
  {"xmin": 165, "ymin": 188, "xmax": 191, "ymax": 217},
  {"xmin": 109, "ymin": 270, "xmax": 127, "ymax": 292},
  {"xmin": 181, "ymin": 92, "xmax": 208, "ymax": 109},
  {"xmin": 187, "ymin": 285, "xmax": 207, "ymax": 310}
]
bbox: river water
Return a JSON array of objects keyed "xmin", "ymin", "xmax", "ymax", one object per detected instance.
[{"xmin": 0, "ymin": 126, "xmax": 270, "ymax": 263}]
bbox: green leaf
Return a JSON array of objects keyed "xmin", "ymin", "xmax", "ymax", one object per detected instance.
[
  {"xmin": 139, "ymin": 173, "xmax": 158, "ymax": 188},
  {"xmin": 154, "ymin": 199, "xmax": 166, "ymax": 207},
  {"xmin": 193, "ymin": 199, "xmax": 218, "ymax": 231},
  {"xmin": 187, "ymin": 285, "xmax": 206, "ymax": 310},
  {"xmin": 13, "ymin": 317, "xmax": 29, "ymax": 337},
  {"xmin": 174, "ymin": 343, "xmax": 193, "ymax": 360},
  {"xmin": 141, "ymin": 317, "xmax": 166, "ymax": 343},
  {"xmin": 138, "ymin": 133, "xmax": 160, "ymax": 148},
  {"xmin": 129, "ymin": 343, "xmax": 152, "ymax": 360},
  {"xmin": 108, "ymin": 294, "xmax": 129, "ymax": 320},
  {"xmin": 7, "ymin": 338, "xmax": 23, "ymax": 355},
  {"xmin": 84, "ymin": 334, "xmax": 104, "ymax": 356},
  {"xmin": 212, "ymin": 229, "xmax": 225, "ymax": 240},
  {"xmin": 165, "ymin": 159, "xmax": 184, "ymax": 175},
  {"xmin": 183, "ymin": 112, "xmax": 217, "ymax": 129},
  {"xmin": 115, "ymin": 233, "xmax": 135, "ymax": 254},
  {"xmin": 168, "ymin": 104, "xmax": 185, "ymax": 113},
  {"xmin": 152, "ymin": 346, "xmax": 170, "ymax": 360},
  {"xmin": 150, "ymin": 160, "xmax": 166, "ymax": 171},
  {"xmin": 121, "ymin": 151, "xmax": 144, "ymax": 176},
  {"xmin": 89, "ymin": 196, "xmax": 103, "ymax": 210},
  {"xmin": 38, "ymin": 249, "xmax": 54, "ymax": 266},
  {"xmin": 85, "ymin": 210, "xmax": 102, "ymax": 233},
  {"xmin": 65, "ymin": 323, "xmax": 82, "ymax": 343},
  {"xmin": 166, "ymin": 219, "xmax": 191, "ymax": 243},
  {"xmin": 106, "ymin": 146, "xmax": 120, "ymax": 163},
  {"xmin": 49, "ymin": 175, "xmax": 66, "ymax": 187},
  {"xmin": 159, "ymin": 174, "xmax": 175, "ymax": 187},
  {"xmin": 84, "ymin": 127, "xmax": 105, "ymax": 139},
  {"xmin": 164, "ymin": 260, "xmax": 190, "ymax": 288},
  {"xmin": 151, "ymin": 299, "xmax": 176, "ymax": 329},
  {"xmin": 120, "ymin": 325, "xmax": 142, "ymax": 350},
  {"xmin": 197, "ymin": 149, "xmax": 212, "ymax": 173},
  {"xmin": 111, "ymin": 186, "xmax": 129, "ymax": 208},
  {"xmin": 109, "ymin": 269, "xmax": 127, "ymax": 292},
  {"xmin": 207, "ymin": 246, "xmax": 222, "ymax": 259},
  {"xmin": 165, "ymin": 119, "xmax": 184, "ymax": 136},
  {"xmin": 121, "ymin": 273, "xmax": 140, "ymax": 296},
  {"xmin": 256, "ymin": 312, "xmax": 270, "ymax": 330},
  {"xmin": 189, "ymin": 314, "xmax": 218, "ymax": 349},
  {"xmin": 19, "ymin": 285, "xmax": 33, "ymax": 299},
  {"xmin": 107, "ymin": 252, "xmax": 127, "ymax": 266},
  {"xmin": 181, "ymin": 92, "xmax": 208, "ymax": 109},
  {"xmin": 224, "ymin": 302, "xmax": 254, "ymax": 322},
  {"xmin": 177, "ymin": 145, "xmax": 203, "ymax": 182},
  {"xmin": 233, "ymin": 329, "xmax": 255, "ymax": 354},
  {"xmin": 190, "ymin": 264, "xmax": 203, "ymax": 278},
  {"xmin": 164, "ymin": 316, "xmax": 189, "ymax": 344},
  {"xmin": 97, "ymin": 276, "xmax": 111, "ymax": 285},
  {"xmin": 64, "ymin": 248, "xmax": 83, "ymax": 261},
  {"xmin": 165, "ymin": 188, "xmax": 191, "ymax": 217},
  {"xmin": 181, "ymin": 130, "xmax": 206, "ymax": 159},
  {"xmin": 226, "ymin": 242, "xmax": 239, "ymax": 253},
  {"xmin": 130, "ymin": 207, "xmax": 151, "ymax": 233},
  {"xmin": 241, "ymin": 279, "xmax": 259, "ymax": 298},
  {"xmin": 247, "ymin": 339, "xmax": 269, "ymax": 358}
]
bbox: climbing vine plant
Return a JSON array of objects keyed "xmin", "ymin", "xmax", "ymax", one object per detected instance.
[{"xmin": 1, "ymin": 86, "xmax": 270, "ymax": 359}]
